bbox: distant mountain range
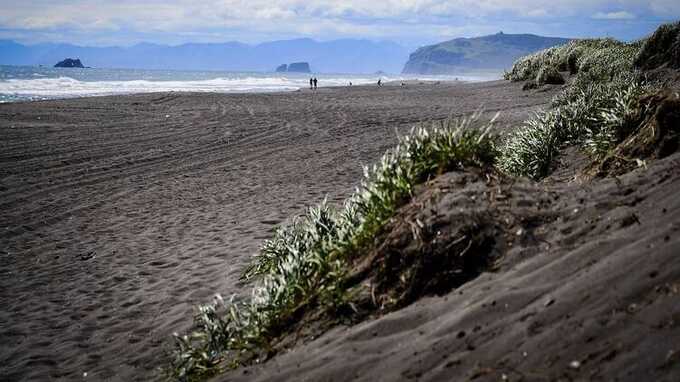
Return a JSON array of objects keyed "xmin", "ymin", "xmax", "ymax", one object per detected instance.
[
  {"xmin": 402, "ymin": 32, "xmax": 571, "ymax": 74},
  {"xmin": 0, "ymin": 39, "xmax": 410, "ymax": 74},
  {"xmin": 0, "ymin": 33, "xmax": 572, "ymax": 75}
]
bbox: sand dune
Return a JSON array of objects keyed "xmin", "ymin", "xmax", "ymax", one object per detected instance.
[
  {"xmin": 0, "ymin": 81, "xmax": 558, "ymax": 380},
  {"xmin": 221, "ymin": 149, "xmax": 680, "ymax": 382}
]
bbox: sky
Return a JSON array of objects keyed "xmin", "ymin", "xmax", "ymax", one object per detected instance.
[{"xmin": 0, "ymin": 0, "xmax": 679, "ymax": 48}]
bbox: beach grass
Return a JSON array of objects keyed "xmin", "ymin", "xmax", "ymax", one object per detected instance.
[
  {"xmin": 498, "ymin": 76, "xmax": 645, "ymax": 178},
  {"xmin": 170, "ymin": 111, "xmax": 499, "ymax": 380},
  {"xmin": 498, "ymin": 37, "xmax": 649, "ymax": 179}
]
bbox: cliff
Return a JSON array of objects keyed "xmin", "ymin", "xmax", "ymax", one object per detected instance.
[{"xmin": 403, "ymin": 32, "xmax": 570, "ymax": 74}]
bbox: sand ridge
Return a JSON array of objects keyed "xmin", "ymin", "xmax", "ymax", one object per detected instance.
[{"xmin": 221, "ymin": 144, "xmax": 680, "ymax": 382}]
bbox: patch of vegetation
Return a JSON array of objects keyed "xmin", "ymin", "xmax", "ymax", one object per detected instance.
[
  {"xmin": 593, "ymin": 89, "xmax": 680, "ymax": 175},
  {"xmin": 498, "ymin": 36, "xmax": 648, "ymax": 179},
  {"xmin": 499, "ymin": 76, "xmax": 646, "ymax": 179},
  {"xmin": 634, "ymin": 21, "xmax": 680, "ymax": 70},
  {"xmin": 170, "ymin": 112, "xmax": 499, "ymax": 381},
  {"xmin": 536, "ymin": 65, "xmax": 565, "ymax": 85},
  {"xmin": 496, "ymin": 108, "xmax": 565, "ymax": 179},
  {"xmin": 503, "ymin": 38, "xmax": 630, "ymax": 82},
  {"xmin": 349, "ymin": 171, "xmax": 505, "ymax": 311}
]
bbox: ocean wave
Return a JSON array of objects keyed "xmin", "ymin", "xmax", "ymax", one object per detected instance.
[
  {"xmin": 0, "ymin": 70, "xmax": 501, "ymax": 102},
  {"xmin": 0, "ymin": 75, "xmax": 383, "ymax": 98}
]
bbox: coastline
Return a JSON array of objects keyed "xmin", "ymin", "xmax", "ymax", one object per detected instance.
[
  {"xmin": 0, "ymin": 64, "xmax": 502, "ymax": 104},
  {"xmin": 0, "ymin": 80, "xmax": 461, "ymax": 104}
]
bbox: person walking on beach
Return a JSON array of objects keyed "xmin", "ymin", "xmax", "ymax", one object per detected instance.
[
  {"xmin": 313, "ymin": 77, "xmax": 318, "ymax": 90},
  {"xmin": 310, "ymin": 78, "xmax": 313, "ymax": 90},
  {"xmin": 377, "ymin": 78, "xmax": 382, "ymax": 87}
]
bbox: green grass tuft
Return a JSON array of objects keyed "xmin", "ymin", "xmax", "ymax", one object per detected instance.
[
  {"xmin": 535, "ymin": 65, "xmax": 565, "ymax": 85},
  {"xmin": 498, "ymin": 36, "xmax": 649, "ymax": 179},
  {"xmin": 497, "ymin": 109, "xmax": 564, "ymax": 179}
]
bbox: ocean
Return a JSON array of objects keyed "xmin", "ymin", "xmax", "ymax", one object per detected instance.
[{"xmin": 0, "ymin": 65, "xmax": 500, "ymax": 103}]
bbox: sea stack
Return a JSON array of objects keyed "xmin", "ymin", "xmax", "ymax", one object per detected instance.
[
  {"xmin": 287, "ymin": 62, "xmax": 311, "ymax": 73},
  {"xmin": 54, "ymin": 58, "xmax": 85, "ymax": 68}
]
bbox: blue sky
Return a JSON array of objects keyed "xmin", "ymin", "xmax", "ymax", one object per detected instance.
[{"xmin": 1, "ymin": 0, "xmax": 678, "ymax": 47}]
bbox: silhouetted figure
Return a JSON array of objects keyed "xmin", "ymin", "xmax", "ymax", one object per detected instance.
[
  {"xmin": 377, "ymin": 78, "xmax": 382, "ymax": 87},
  {"xmin": 310, "ymin": 78, "xmax": 313, "ymax": 90},
  {"xmin": 349, "ymin": 81, "xmax": 352, "ymax": 86},
  {"xmin": 313, "ymin": 77, "xmax": 318, "ymax": 90}
]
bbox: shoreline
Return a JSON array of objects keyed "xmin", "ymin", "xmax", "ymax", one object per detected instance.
[{"xmin": 0, "ymin": 78, "xmax": 480, "ymax": 105}]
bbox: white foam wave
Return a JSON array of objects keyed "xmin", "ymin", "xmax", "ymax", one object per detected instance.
[{"xmin": 0, "ymin": 76, "xmax": 382, "ymax": 98}]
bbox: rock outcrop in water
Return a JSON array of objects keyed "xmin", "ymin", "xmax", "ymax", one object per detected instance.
[
  {"xmin": 287, "ymin": 62, "xmax": 311, "ymax": 73},
  {"xmin": 54, "ymin": 58, "xmax": 85, "ymax": 68},
  {"xmin": 274, "ymin": 62, "xmax": 312, "ymax": 73}
]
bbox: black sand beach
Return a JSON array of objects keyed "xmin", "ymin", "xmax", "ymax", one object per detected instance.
[{"xmin": 0, "ymin": 81, "xmax": 559, "ymax": 380}]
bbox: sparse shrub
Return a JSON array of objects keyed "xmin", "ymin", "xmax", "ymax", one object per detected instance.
[
  {"xmin": 635, "ymin": 21, "xmax": 680, "ymax": 70},
  {"xmin": 504, "ymin": 45, "xmax": 563, "ymax": 82},
  {"xmin": 242, "ymin": 201, "xmax": 346, "ymax": 280},
  {"xmin": 536, "ymin": 65, "xmax": 565, "ymax": 85},
  {"xmin": 558, "ymin": 38, "xmax": 625, "ymax": 73},
  {"xmin": 582, "ymin": 82, "xmax": 645, "ymax": 157},
  {"xmin": 585, "ymin": 89, "xmax": 680, "ymax": 176},
  {"xmin": 567, "ymin": 50, "xmax": 580, "ymax": 74},
  {"xmin": 576, "ymin": 45, "xmax": 638, "ymax": 83},
  {"xmin": 522, "ymin": 81, "xmax": 538, "ymax": 91},
  {"xmin": 497, "ymin": 110, "xmax": 563, "ymax": 179},
  {"xmin": 354, "ymin": 111, "xmax": 498, "ymax": 244},
  {"xmin": 498, "ymin": 78, "xmax": 645, "ymax": 179},
  {"xmin": 499, "ymin": 33, "xmax": 651, "ymax": 178},
  {"xmin": 504, "ymin": 38, "xmax": 632, "ymax": 83}
]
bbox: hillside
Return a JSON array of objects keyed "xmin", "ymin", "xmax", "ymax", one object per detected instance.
[
  {"xmin": 402, "ymin": 32, "xmax": 570, "ymax": 74},
  {"xmin": 0, "ymin": 38, "xmax": 410, "ymax": 74}
]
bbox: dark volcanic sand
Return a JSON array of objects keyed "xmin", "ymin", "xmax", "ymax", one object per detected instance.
[
  {"xmin": 0, "ymin": 81, "xmax": 558, "ymax": 381},
  {"xmin": 222, "ymin": 151, "xmax": 680, "ymax": 382}
]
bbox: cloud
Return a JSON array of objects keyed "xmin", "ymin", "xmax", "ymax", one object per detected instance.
[
  {"xmin": 648, "ymin": 0, "xmax": 680, "ymax": 15},
  {"xmin": 592, "ymin": 11, "xmax": 636, "ymax": 20},
  {"xmin": 0, "ymin": 0, "xmax": 677, "ymax": 45}
]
